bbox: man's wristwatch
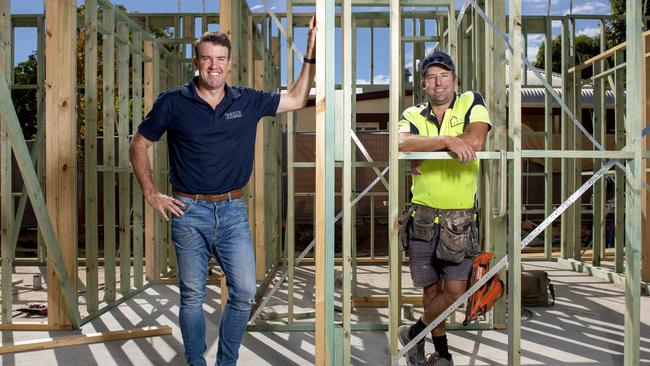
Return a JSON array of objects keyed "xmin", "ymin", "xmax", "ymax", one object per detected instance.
[{"xmin": 303, "ymin": 57, "xmax": 316, "ymax": 64}]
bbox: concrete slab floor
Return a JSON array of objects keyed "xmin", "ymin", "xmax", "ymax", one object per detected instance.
[{"xmin": 1, "ymin": 261, "xmax": 649, "ymax": 365}]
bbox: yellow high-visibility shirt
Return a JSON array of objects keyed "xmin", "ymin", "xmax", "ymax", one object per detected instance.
[{"xmin": 398, "ymin": 91, "xmax": 491, "ymax": 209}]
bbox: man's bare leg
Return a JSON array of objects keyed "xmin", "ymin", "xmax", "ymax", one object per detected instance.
[
  {"xmin": 421, "ymin": 279, "xmax": 467, "ymax": 362},
  {"xmin": 422, "ymin": 279, "xmax": 466, "ymax": 334},
  {"xmin": 423, "ymin": 281, "xmax": 444, "ymax": 336}
]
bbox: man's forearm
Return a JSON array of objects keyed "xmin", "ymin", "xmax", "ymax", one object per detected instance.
[
  {"xmin": 288, "ymin": 63, "xmax": 315, "ymax": 107},
  {"xmin": 457, "ymin": 133, "xmax": 485, "ymax": 151},
  {"xmin": 399, "ymin": 134, "xmax": 449, "ymax": 152},
  {"xmin": 129, "ymin": 143, "xmax": 157, "ymax": 197}
]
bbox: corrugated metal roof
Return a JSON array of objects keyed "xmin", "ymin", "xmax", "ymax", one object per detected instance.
[
  {"xmin": 357, "ymin": 64, "xmax": 619, "ymax": 108},
  {"xmin": 505, "ymin": 64, "xmax": 564, "ymax": 88},
  {"xmin": 512, "ymin": 87, "xmax": 617, "ymax": 108},
  {"xmin": 501, "ymin": 63, "xmax": 616, "ymax": 107}
]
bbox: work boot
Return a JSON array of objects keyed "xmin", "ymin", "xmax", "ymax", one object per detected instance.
[
  {"xmin": 398, "ymin": 324, "xmax": 426, "ymax": 366},
  {"xmin": 425, "ymin": 353, "xmax": 453, "ymax": 366}
]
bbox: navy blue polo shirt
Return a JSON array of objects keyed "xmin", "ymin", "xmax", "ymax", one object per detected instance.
[{"xmin": 137, "ymin": 76, "xmax": 281, "ymax": 194}]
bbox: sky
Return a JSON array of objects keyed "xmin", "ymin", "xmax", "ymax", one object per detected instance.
[{"xmin": 10, "ymin": 0, "xmax": 614, "ymax": 86}]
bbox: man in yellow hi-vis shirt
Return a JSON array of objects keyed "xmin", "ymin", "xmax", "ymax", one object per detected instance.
[{"xmin": 397, "ymin": 50, "xmax": 491, "ymax": 366}]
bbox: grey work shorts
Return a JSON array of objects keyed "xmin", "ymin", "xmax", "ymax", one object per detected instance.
[{"xmin": 407, "ymin": 224, "xmax": 473, "ymax": 287}]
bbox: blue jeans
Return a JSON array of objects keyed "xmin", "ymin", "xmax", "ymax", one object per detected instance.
[{"xmin": 171, "ymin": 195, "xmax": 256, "ymax": 366}]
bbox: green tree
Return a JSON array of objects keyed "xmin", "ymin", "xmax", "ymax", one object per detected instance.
[
  {"xmin": 533, "ymin": 0, "xmax": 650, "ymax": 76},
  {"xmin": 606, "ymin": 0, "xmax": 625, "ymax": 48},
  {"xmin": 605, "ymin": 0, "xmax": 650, "ymax": 49},
  {"xmin": 533, "ymin": 34, "xmax": 600, "ymax": 78},
  {"xmin": 11, "ymin": 53, "xmax": 39, "ymax": 139}
]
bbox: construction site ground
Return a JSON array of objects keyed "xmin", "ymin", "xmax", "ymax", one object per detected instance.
[{"xmin": 1, "ymin": 260, "xmax": 649, "ymax": 365}]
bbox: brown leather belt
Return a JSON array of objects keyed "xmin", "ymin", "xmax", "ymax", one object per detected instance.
[{"xmin": 173, "ymin": 188, "xmax": 243, "ymax": 202}]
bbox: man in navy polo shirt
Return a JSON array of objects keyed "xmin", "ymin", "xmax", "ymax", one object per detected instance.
[{"xmin": 129, "ymin": 16, "xmax": 317, "ymax": 366}]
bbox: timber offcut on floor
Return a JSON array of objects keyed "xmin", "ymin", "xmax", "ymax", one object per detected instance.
[{"xmin": 0, "ymin": 261, "xmax": 648, "ymax": 366}]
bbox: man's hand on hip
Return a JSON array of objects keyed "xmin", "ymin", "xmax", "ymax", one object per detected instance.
[{"xmin": 145, "ymin": 191, "xmax": 186, "ymax": 221}]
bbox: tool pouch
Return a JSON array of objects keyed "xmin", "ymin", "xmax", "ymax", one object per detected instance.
[
  {"xmin": 409, "ymin": 205, "xmax": 437, "ymax": 243},
  {"xmin": 438, "ymin": 209, "xmax": 478, "ymax": 263}
]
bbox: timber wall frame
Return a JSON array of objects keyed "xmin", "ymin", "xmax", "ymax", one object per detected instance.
[
  {"xmin": 0, "ymin": 0, "xmax": 281, "ymax": 331},
  {"xmin": 248, "ymin": 1, "xmax": 649, "ymax": 365},
  {"xmin": 0, "ymin": 0, "xmax": 178, "ymax": 330}
]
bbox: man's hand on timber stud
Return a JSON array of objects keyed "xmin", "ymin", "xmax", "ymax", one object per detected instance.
[
  {"xmin": 146, "ymin": 192, "xmax": 185, "ymax": 221},
  {"xmin": 306, "ymin": 14, "xmax": 316, "ymax": 57}
]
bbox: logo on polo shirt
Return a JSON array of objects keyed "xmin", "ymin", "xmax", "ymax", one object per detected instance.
[
  {"xmin": 450, "ymin": 115, "xmax": 462, "ymax": 127},
  {"xmin": 224, "ymin": 110, "xmax": 243, "ymax": 120}
]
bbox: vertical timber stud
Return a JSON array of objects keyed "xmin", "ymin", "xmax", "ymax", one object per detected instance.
[
  {"xmin": 45, "ymin": 0, "xmax": 78, "ymax": 328},
  {"xmin": 84, "ymin": 0, "xmax": 99, "ymax": 314},
  {"xmin": 250, "ymin": 59, "xmax": 268, "ymax": 303},
  {"xmin": 544, "ymin": 17, "xmax": 553, "ymax": 260},
  {"xmin": 507, "ymin": 0, "xmax": 523, "ymax": 364},
  {"xmin": 350, "ymin": 14, "xmax": 358, "ymax": 298},
  {"xmin": 569, "ymin": 19, "xmax": 579, "ymax": 261},
  {"xmin": 473, "ymin": 1, "xmax": 485, "ymax": 91},
  {"xmin": 244, "ymin": 8, "xmax": 255, "ymax": 260},
  {"xmin": 614, "ymin": 50, "xmax": 625, "ymax": 274},
  {"xmin": 599, "ymin": 21, "xmax": 609, "ymax": 263},
  {"xmin": 350, "ymin": 15, "xmax": 358, "ymax": 300},
  {"xmin": 560, "ymin": 19, "xmax": 572, "ymax": 259},
  {"xmin": 459, "ymin": 13, "xmax": 471, "ymax": 91},
  {"xmin": 117, "ymin": 21, "xmax": 131, "ymax": 296},
  {"xmin": 220, "ymin": 0, "xmax": 240, "ymax": 85},
  {"xmin": 315, "ymin": 0, "xmax": 336, "ymax": 362},
  {"xmin": 143, "ymin": 39, "xmax": 159, "ymax": 282},
  {"xmin": 436, "ymin": 16, "xmax": 446, "ymax": 52},
  {"xmin": 132, "ymin": 31, "xmax": 144, "ymax": 290},
  {"xmin": 37, "ymin": 15, "xmax": 46, "ymax": 264},
  {"xmin": 268, "ymin": 37, "xmax": 281, "ymax": 280},
  {"xmin": 244, "ymin": 9, "xmax": 252, "ymax": 95},
  {"xmin": 102, "ymin": 7, "xmax": 117, "ymax": 300},
  {"xmin": 572, "ymin": 19, "xmax": 582, "ymax": 261},
  {"xmin": 342, "ymin": 0, "xmax": 353, "ymax": 362},
  {"xmin": 0, "ymin": 0, "xmax": 13, "ymax": 323},
  {"xmin": 624, "ymin": 1, "xmax": 642, "ymax": 364},
  {"xmin": 253, "ymin": 58, "xmax": 266, "ymax": 284},
  {"xmin": 591, "ymin": 21, "xmax": 606, "ymax": 267},
  {"xmin": 388, "ymin": 0, "xmax": 402, "ymax": 359},
  {"xmin": 220, "ymin": 0, "xmax": 239, "ymax": 298},
  {"xmin": 158, "ymin": 46, "xmax": 170, "ymax": 279},
  {"xmin": 565, "ymin": 18, "xmax": 578, "ymax": 260},
  {"xmin": 183, "ymin": 15, "xmax": 193, "ymax": 80},
  {"xmin": 448, "ymin": 0, "xmax": 457, "ymax": 62},
  {"xmin": 370, "ymin": 25, "xmax": 374, "ymax": 85},
  {"xmin": 286, "ymin": 2, "xmax": 296, "ymax": 325},
  {"xmin": 643, "ymin": 21, "xmax": 650, "ymax": 284},
  {"xmin": 251, "ymin": 18, "xmax": 263, "ymax": 279},
  {"xmin": 485, "ymin": 0, "xmax": 507, "ymax": 328}
]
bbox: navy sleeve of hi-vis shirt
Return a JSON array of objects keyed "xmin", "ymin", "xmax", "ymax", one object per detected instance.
[
  {"xmin": 251, "ymin": 89, "xmax": 282, "ymax": 120},
  {"xmin": 137, "ymin": 91, "xmax": 174, "ymax": 142},
  {"xmin": 399, "ymin": 109, "xmax": 419, "ymax": 134}
]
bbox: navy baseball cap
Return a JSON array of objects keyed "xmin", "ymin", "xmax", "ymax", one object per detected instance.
[{"xmin": 420, "ymin": 51, "xmax": 455, "ymax": 76}]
